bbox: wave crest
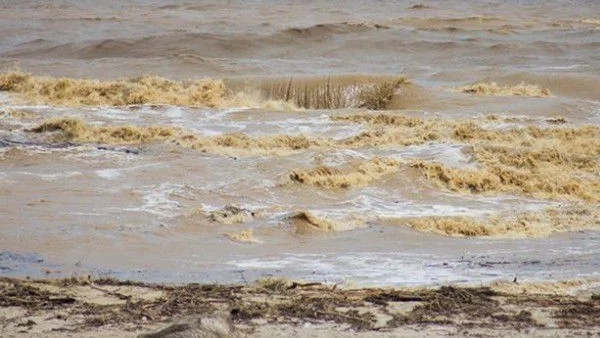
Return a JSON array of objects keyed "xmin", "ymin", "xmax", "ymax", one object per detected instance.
[
  {"xmin": 458, "ymin": 82, "xmax": 551, "ymax": 97},
  {"xmin": 399, "ymin": 206, "xmax": 600, "ymax": 237},
  {"xmin": 1, "ymin": 71, "xmax": 411, "ymax": 110},
  {"xmin": 288, "ymin": 157, "xmax": 399, "ymax": 189}
]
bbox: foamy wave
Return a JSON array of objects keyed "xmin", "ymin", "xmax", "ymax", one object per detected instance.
[
  {"xmin": 414, "ymin": 122, "xmax": 600, "ymax": 202},
  {"xmin": 28, "ymin": 117, "xmax": 329, "ymax": 156},
  {"xmin": 458, "ymin": 82, "xmax": 551, "ymax": 97},
  {"xmin": 95, "ymin": 163, "xmax": 163, "ymax": 180},
  {"xmin": 17, "ymin": 170, "xmax": 82, "ymax": 181},
  {"xmin": 0, "ymin": 71, "xmax": 228, "ymax": 107},
  {"xmin": 395, "ymin": 205, "xmax": 600, "ymax": 238},
  {"xmin": 27, "ymin": 115, "xmax": 600, "ymax": 202},
  {"xmin": 281, "ymin": 21, "xmax": 389, "ymax": 37},
  {"xmin": 224, "ymin": 229, "xmax": 260, "ymax": 243},
  {"xmin": 124, "ymin": 183, "xmax": 189, "ymax": 218},
  {"xmin": 1, "ymin": 71, "xmax": 411, "ymax": 110},
  {"xmin": 288, "ymin": 157, "xmax": 399, "ymax": 189},
  {"xmin": 280, "ymin": 210, "xmax": 362, "ymax": 233},
  {"xmin": 207, "ymin": 205, "xmax": 256, "ymax": 225}
]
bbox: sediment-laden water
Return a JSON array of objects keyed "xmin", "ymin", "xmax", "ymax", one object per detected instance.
[{"xmin": 0, "ymin": 0, "xmax": 599, "ymax": 286}]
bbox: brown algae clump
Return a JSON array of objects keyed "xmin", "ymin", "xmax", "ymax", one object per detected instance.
[
  {"xmin": 289, "ymin": 157, "xmax": 399, "ymax": 189},
  {"xmin": 459, "ymin": 82, "xmax": 551, "ymax": 97}
]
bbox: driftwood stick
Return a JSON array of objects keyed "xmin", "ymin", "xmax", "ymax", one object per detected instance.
[{"xmin": 86, "ymin": 281, "xmax": 131, "ymax": 300}]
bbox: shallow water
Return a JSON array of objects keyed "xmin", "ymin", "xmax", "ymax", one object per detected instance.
[{"xmin": 0, "ymin": 0, "xmax": 599, "ymax": 286}]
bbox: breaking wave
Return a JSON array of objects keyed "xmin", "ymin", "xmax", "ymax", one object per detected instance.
[
  {"xmin": 28, "ymin": 117, "xmax": 327, "ymax": 156},
  {"xmin": 288, "ymin": 157, "xmax": 399, "ymax": 189},
  {"xmin": 0, "ymin": 71, "xmax": 228, "ymax": 107},
  {"xmin": 398, "ymin": 206, "xmax": 600, "ymax": 237},
  {"xmin": 413, "ymin": 123, "xmax": 600, "ymax": 202},
  {"xmin": 1, "ymin": 71, "xmax": 410, "ymax": 110},
  {"xmin": 281, "ymin": 211, "xmax": 340, "ymax": 234},
  {"xmin": 281, "ymin": 21, "xmax": 389, "ymax": 37},
  {"xmin": 458, "ymin": 82, "xmax": 551, "ymax": 97},
  {"xmin": 224, "ymin": 229, "xmax": 258, "ymax": 243}
]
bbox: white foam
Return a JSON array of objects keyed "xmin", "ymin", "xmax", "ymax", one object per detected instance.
[
  {"xmin": 95, "ymin": 163, "xmax": 163, "ymax": 180},
  {"xmin": 316, "ymin": 149, "xmax": 369, "ymax": 167},
  {"xmin": 0, "ymin": 92, "xmax": 11, "ymax": 104},
  {"xmin": 94, "ymin": 108, "xmax": 137, "ymax": 121},
  {"xmin": 532, "ymin": 64, "xmax": 589, "ymax": 71},
  {"xmin": 313, "ymin": 188, "xmax": 554, "ymax": 220},
  {"xmin": 124, "ymin": 182, "xmax": 192, "ymax": 218},
  {"xmin": 225, "ymin": 252, "xmax": 500, "ymax": 286},
  {"xmin": 383, "ymin": 143, "xmax": 472, "ymax": 168},
  {"xmin": 17, "ymin": 170, "xmax": 82, "ymax": 181},
  {"xmin": 95, "ymin": 168, "xmax": 122, "ymax": 180},
  {"xmin": 65, "ymin": 146, "xmax": 138, "ymax": 163}
]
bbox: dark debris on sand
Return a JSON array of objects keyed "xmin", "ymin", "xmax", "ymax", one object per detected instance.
[{"xmin": 1, "ymin": 277, "xmax": 599, "ymax": 334}]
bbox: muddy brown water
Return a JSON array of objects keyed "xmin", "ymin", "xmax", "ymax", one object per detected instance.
[{"xmin": 0, "ymin": 0, "xmax": 599, "ymax": 286}]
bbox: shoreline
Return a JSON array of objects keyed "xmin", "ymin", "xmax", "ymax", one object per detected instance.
[{"xmin": 1, "ymin": 277, "xmax": 599, "ymax": 337}]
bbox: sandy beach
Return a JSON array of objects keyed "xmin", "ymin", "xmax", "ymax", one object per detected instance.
[{"xmin": 2, "ymin": 277, "xmax": 600, "ymax": 337}]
